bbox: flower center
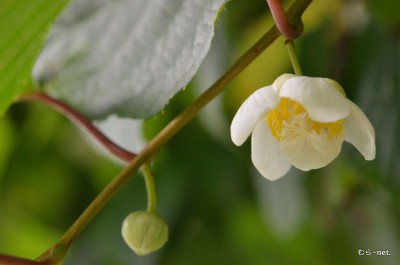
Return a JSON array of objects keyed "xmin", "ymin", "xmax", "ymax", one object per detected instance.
[{"xmin": 266, "ymin": 98, "xmax": 343, "ymax": 142}]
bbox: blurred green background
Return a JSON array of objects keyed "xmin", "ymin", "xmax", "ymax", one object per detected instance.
[{"xmin": 0, "ymin": 0, "xmax": 399, "ymax": 264}]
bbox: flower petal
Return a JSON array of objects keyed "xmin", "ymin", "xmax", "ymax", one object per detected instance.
[
  {"xmin": 343, "ymin": 99, "xmax": 376, "ymax": 160},
  {"xmin": 251, "ymin": 121, "xmax": 292, "ymax": 180},
  {"xmin": 271, "ymin": 73, "xmax": 296, "ymax": 93},
  {"xmin": 279, "ymin": 76, "xmax": 350, "ymax": 122},
  {"xmin": 283, "ymin": 130, "xmax": 344, "ymax": 171},
  {"xmin": 231, "ymin": 86, "xmax": 279, "ymax": 146}
]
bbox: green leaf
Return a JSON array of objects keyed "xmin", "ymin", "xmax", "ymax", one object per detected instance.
[
  {"xmin": 0, "ymin": 0, "xmax": 69, "ymax": 116},
  {"xmin": 32, "ymin": 0, "xmax": 226, "ymax": 120},
  {"xmin": 364, "ymin": 0, "xmax": 400, "ymax": 26}
]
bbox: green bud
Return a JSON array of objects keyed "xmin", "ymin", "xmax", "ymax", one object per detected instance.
[{"xmin": 122, "ymin": 211, "xmax": 168, "ymax": 255}]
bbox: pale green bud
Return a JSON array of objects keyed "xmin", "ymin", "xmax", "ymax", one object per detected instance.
[{"xmin": 122, "ymin": 211, "xmax": 168, "ymax": 256}]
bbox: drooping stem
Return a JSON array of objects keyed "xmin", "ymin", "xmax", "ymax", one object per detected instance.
[
  {"xmin": 41, "ymin": 0, "xmax": 313, "ymax": 258},
  {"xmin": 285, "ymin": 39, "xmax": 303, "ymax": 75},
  {"xmin": 266, "ymin": 0, "xmax": 302, "ymax": 39},
  {"xmin": 142, "ymin": 163, "xmax": 157, "ymax": 213},
  {"xmin": 18, "ymin": 92, "xmax": 136, "ymax": 162}
]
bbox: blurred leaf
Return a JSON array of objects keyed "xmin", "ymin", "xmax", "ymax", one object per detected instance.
[
  {"xmin": 364, "ymin": 0, "xmax": 400, "ymax": 26},
  {"xmin": 0, "ymin": 0, "xmax": 69, "ymax": 116},
  {"xmin": 0, "ymin": 214, "xmax": 59, "ymax": 259},
  {"xmin": 32, "ymin": 0, "xmax": 225, "ymax": 120},
  {"xmin": 0, "ymin": 117, "xmax": 14, "ymax": 178}
]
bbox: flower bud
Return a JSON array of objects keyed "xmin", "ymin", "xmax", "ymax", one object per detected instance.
[{"xmin": 122, "ymin": 211, "xmax": 168, "ymax": 255}]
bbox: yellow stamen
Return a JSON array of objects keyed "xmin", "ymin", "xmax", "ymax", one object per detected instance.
[{"xmin": 266, "ymin": 98, "xmax": 343, "ymax": 141}]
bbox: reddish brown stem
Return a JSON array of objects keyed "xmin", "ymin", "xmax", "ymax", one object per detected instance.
[
  {"xmin": 266, "ymin": 0, "xmax": 301, "ymax": 39},
  {"xmin": 18, "ymin": 92, "xmax": 136, "ymax": 162},
  {"xmin": 0, "ymin": 254, "xmax": 43, "ymax": 265}
]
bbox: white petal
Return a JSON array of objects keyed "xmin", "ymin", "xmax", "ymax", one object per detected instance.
[
  {"xmin": 279, "ymin": 76, "xmax": 350, "ymax": 122},
  {"xmin": 251, "ymin": 121, "xmax": 292, "ymax": 180},
  {"xmin": 231, "ymin": 86, "xmax": 279, "ymax": 146},
  {"xmin": 283, "ymin": 130, "xmax": 344, "ymax": 171},
  {"xmin": 344, "ymin": 99, "xmax": 376, "ymax": 160},
  {"xmin": 271, "ymin": 73, "xmax": 296, "ymax": 93}
]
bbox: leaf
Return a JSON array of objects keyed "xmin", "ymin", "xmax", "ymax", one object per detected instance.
[
  {"xmin": 32, "ymin": 0, "xmax": 226, "ymax": 120},
  {"xmin": 90, "ymin": 115, "xmax": 146, "ymax": 163},
  {"xmin": 0, "ymin": 0, "xmax": 69, "ymax": 116},
  {"xmin": 364, "ymin": 0, "xmax": 400, "ymax": 26}
]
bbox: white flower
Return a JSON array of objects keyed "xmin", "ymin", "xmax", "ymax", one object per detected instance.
[{"xmin": 231, "ymin": 74, "xmax": 375, "ymax": 181}]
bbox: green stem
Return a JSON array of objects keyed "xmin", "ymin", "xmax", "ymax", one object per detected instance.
[
  {"xmin": 42, "ymin": 0, "xmax": 313, "ymax": 258},
  {"xmin": 142, "ymin": 163, "xmax": 157, "ymax": 213},
  {"xmin": 285, "ymin": 39, "xmax": 303, "ymax": 75}
]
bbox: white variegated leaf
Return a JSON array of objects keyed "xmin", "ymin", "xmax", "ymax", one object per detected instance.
[{"xmin": 32, "ymin": 0, "xmax": 225, "ymax": 119}]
